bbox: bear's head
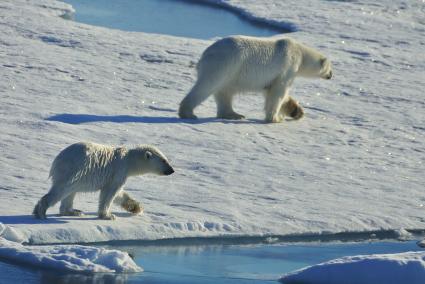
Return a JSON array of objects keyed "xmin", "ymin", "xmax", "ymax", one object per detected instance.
[
  {"xmin": 318, "ymin": 57, "xmax": 333, "ymax": 80},
  {"xmin": 298, "ymin": 46, "xmax": 333, "ymax": 80},
  {"xmin": 128, "ymin": 146, "xmax": 174, "ymax": 176}
]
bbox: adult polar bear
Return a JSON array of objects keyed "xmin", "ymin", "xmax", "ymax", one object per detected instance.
[{"xmin": 179, "ymin": 36, "xmax": 332, "ymax": 123}]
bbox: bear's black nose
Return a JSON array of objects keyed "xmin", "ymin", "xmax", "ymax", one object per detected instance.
[
  {"xmin": 164, "ymin": 167, "xmax": 175, "ymax": 175},
  {"xmin": 326, "ymin": 71, "xmax": 332, "ymax": 79}
]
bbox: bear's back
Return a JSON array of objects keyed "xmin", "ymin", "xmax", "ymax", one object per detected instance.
[{"xmin": 50, "ymin": 142, "xmax": 115, "ymax": 185}]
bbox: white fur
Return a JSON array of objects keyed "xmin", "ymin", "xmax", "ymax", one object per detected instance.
[
  {"xmin": 179, "ymin": 36, "xmax": 332, "ymax": 122},
  {"xmin": 33, "ymin": 142, "xmax": 174, "ymax": 220}
]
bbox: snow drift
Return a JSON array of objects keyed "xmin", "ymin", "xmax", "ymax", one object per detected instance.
[
  {"xmin": 0, "ymin": 222, "xmax": 141, "ymax": 273},
  {"xmin": 0, "ymin": 230, "xmax": 141, "ymax": 273},
  {"xmin": 280, "ymin": 251, "xmax": 425, "ymax": 284}
]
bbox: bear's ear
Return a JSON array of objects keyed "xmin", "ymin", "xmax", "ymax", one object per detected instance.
[
  {"xmin": 320, "ymin": 57, "xmax": 327, "ymax": 66},
  {"xmin": 144, "ymin": 151, "xmax": 152, "ymax": 160}
]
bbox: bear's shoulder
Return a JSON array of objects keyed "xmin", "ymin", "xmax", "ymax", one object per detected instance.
[{"xmin": 274, "ymin": 37, "xmax": 299, "ymax": 49}]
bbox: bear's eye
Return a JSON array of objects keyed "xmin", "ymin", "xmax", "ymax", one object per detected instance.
[{"xmin": 145, "ymin": 151, "xmax": 153, "ymax": 160}]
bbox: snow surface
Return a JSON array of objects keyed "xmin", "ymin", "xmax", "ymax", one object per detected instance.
[
  {"xmin": 0, "ymin": 230, "xmax": 141, "ymax": 272},
  {"xmin": 0, "ymin": 222, "xmax": 24, "ymax": 243},
  {"xmin": 280, "ymin": 250, "xmax": 425, "ymax": 284},
  {"xmin": 0, "ymin": 0, "xmax": 424, "ymax": 245}
]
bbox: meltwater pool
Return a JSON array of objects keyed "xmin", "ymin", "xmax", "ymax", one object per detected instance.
[{"xmin": 62, "ymin": 0, "xmax": 289, "ymax": 39}]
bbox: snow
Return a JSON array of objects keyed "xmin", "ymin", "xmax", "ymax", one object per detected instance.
[
  {"xmin": 0, "ymin": 0, "xmax": 423, "ymax": 248},
  {"xmin": 395, "ymin": 228, "xmax": 413, "ymax": 241},
  {"xmin": 0, "ymin": 222, "xmax": 24, "ymax": 243},
  {"xmin": 0, "ymin": 229, "xmax": 141, "ymax": 272},
  {"xmin": 280, "ymin": 251, "xmax": 425, "ymax": 284}
]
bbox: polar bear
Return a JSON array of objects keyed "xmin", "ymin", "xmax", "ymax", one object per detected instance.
[
  {"xmin": 178, "ymin": 36, "xmax": 332, "ymax": 123},
  {"xmin": 33, "ymin": 142, "xmax": 174, "ymax": 220}
]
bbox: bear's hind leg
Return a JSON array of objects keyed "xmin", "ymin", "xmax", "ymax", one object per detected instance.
[
  {"xmin": 33, "ymin": 194, "xmax": 49, "ymax": 219},
  {"xmin": 33, "ymin": 186, "xmax": 69, "ymax": 219},
  {"xmin": 59, "ymin": 192, "xmax": 84, "ymax": 216},
  {"xmin": 179, "ymin": 79, "xmax": 216, "ymax": 119},
  {"xmin": 113, "ymin": 190, "xmax": 143, "ymax": 215},
  {"xmin": 179, "ymin": 63, "xmax": 234, "ymax": 119},
  {"xmin": 178, "ymin": 90, "xmax": 199, "ymax": 119},
  {"xmin": 215, "ymin": 92, "xmax": 245, "ymax": 120}
]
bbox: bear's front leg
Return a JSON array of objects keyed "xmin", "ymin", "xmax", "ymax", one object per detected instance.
[
  {"xmin": 113, "ymin": 190, "xmax": 144, "ymax": 215},
  {"xmin": 280, "ymin": 96, "xmax": 304, "ymax": 120},
  {"xmin": 265, "ymin": 86, "xmax": 289, "ymax": 123},
  {"xmin": 98, "ymin": 184, "xmax": 123, "ymax": 220}
]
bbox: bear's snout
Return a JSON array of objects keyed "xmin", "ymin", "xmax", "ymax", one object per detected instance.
[
  {"xmin": 326, "ymin": 70, "xmax": 332, "ymax": 80},
  {"xmin": 164, "ymin": 166, "xmax": 175, "ymax": 175}
]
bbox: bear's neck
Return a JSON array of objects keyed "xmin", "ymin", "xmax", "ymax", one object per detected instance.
[{"xmin": 125, "ymin": 151, "xmax": 145, "ymax": 177}]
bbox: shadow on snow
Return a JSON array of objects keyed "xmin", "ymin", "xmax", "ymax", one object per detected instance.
[
  {"xmin": 45, "ymin": 113, "xmax": 265, "ymax": 125},
  {"xmin": 0, "ymin": 212, "xmax": 136, "ymax": 225},
  {"xmin": 0, "ymin": 215, "xmax": 67, "ymax": 225}
]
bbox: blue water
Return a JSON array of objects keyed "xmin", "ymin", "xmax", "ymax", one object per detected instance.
[
  {"xmin": 62, "ymin": 0, "xmax": 288, "ymax": 39},
  {"xmin": 0, "ymin": 241, "xmax": 420, "ymax": 283}
]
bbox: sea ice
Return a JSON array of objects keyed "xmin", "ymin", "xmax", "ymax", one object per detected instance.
[
  {"xmin": 280, "ymin": 251, "xmax": 425, "ymax": 284},
  {"xmin": 0, "ymin": 236, "xmax": 142, "ymax": 273}
]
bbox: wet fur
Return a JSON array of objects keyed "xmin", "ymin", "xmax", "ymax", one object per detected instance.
[{"xmin": 33, "ymin": 142, "xmax": 172, "ymax": 220}]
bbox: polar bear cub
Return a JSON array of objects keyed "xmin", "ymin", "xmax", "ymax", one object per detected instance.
[
  {"xmin": 179, "ymin": 36, "xmax": 332, "ymax": 123},
  {"xmin": 33, "ymin": 142, "xmax": 174, "ymax": 220}
]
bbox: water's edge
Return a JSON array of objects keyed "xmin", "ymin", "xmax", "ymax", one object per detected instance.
[
  {"xmin": 178, "ymin": 0, "xmax": 297, "ymax": 32},
  {"xmin": 32, "ymin": 228, "xmax": 425, "ymax": 246}
]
